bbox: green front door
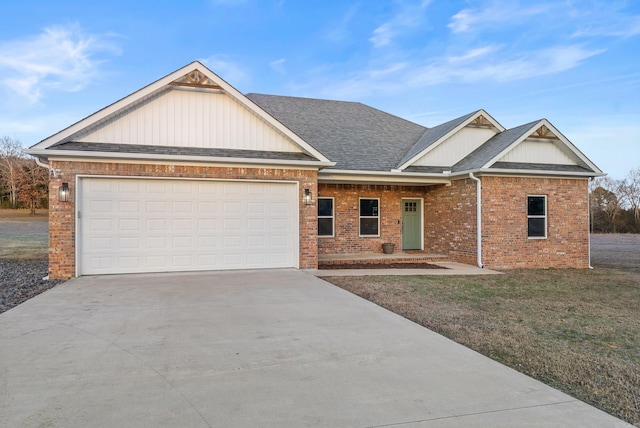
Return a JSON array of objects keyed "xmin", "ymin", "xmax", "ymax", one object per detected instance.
[{"xmin": 402, "ymin": 199, "xmax": 422, "ymax": 250}]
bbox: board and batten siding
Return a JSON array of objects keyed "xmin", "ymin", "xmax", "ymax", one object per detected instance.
[
  {"xmin": 413, "ymin": 127, "xmax": 496, "ymax": 167},
  {"xmin": 76, "ymin": 88, "xmax": 302, "ymax": 153},
  {"xmin": 498, "ymin": 139, "xmax": 579, "ymax": 165}
]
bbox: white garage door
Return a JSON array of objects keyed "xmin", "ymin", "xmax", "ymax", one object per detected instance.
[{"xmin": 78, "ymin": 178, "xmax": 299, "ymax": 275}]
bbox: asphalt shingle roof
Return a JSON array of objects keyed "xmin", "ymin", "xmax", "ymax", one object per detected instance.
[
  {"xmin": 491, "ymin": 162, "xmax": 593, "ymax": 173},
  {"xmin": 53, "ymin": 141, "xmax": 318, "ymax": 162},
  {"xmin": 452, "ymin": 121, "xmax": 538, "ymax": 172},
  {"xmin": 397, "ymin": 110, "xmax": 480, "ymax": 167},
  {"xmin": 246, "ymin": 93, "xmax": 427, "ymax": 171}
]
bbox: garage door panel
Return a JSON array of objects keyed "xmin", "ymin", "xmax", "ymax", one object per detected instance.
[{"xmin": 79, "ymin": 178, "xmax": 298, "ymax": 275}]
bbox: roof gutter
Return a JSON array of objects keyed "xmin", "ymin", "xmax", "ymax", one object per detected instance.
[
  {"xmin": 33, "ymin": 156, "xmax": 57, "ymax": 177},
  {"xmin": 469, "ymin": 172, "xmax": 483, "ymax": 268},
  {"xmin": 25, "ymin": 149, "xmax": 335, "ymax": 169},
  {"xmin": 451, "ymin": 168, "xmax": 604, "ymax": 179}
]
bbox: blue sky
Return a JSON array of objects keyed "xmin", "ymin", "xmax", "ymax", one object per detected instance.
[{"xmin": 0, "ymin": 0, "xmax": 638, "ymax": 178}]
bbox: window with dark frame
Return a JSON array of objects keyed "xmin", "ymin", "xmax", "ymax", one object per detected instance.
[
  {"xmin": 527, "ymin": 195, "xmax": 547, "ymax": 238},
  {"xmin": 359, "ymin": 198, "xmax": 379, "ymax": 236},
  {"xmin": 317, "ymin": 197, "xmax": 334, "ymax": 237}
]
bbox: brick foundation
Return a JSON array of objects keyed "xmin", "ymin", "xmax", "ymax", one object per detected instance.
[{"xmin": 48, "ymin": 160, "xmax": 318, "ymax": 279}]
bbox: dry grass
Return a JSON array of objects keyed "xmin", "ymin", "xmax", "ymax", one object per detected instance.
[
  {"xmin": 324, "ymin": 268, "xmax": 640, "ymax": 426},
  {"xmin": 0, "ymin": 209, "xmax": 48, "ymax": 260}
]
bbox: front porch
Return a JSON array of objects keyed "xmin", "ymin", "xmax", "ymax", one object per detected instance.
[{"xmin": 318, "ymin": 251, "xmax": 450, "ymax": 269}]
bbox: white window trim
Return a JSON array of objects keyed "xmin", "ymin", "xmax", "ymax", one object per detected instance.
[
  {"xmin": 359, "ymin": 197, "xmax": 380, "ymax": 237},
  {"xmin": 318, "ymin": 197, "xmax": 335, "ymax": 238},
  {"xmin": 527, "ymin": 195, "xmax": 547, "ymax": 239}
]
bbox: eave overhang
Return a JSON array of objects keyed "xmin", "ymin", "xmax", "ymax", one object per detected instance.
[
  {"xmin": 27, "ymin": 149, "xmax": 335, "ymax": 169},
  {"xmin": 318, "ymin": 169, "xmax": 451, "ymax": 186},
  {"xmin": 450, "ymin": 168, "xmax": 605, "ymax": 179}
]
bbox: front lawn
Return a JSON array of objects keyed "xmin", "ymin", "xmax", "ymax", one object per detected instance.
[{"xmin": 323, "ymin": 268, "xmax": 640, "ymax": 426}]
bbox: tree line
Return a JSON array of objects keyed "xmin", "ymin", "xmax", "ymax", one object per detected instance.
[
  {"xmin": 590, "ymin": 168, "xmax": 640, "ymax": 233},
  {"xmin": 0, "ymin": 137, "xmax": 49, "ymax": 214}
]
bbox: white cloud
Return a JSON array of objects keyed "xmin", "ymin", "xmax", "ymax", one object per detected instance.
[
  {"xmin": 369, "ymin": 1, "xmax": 431, "ymax": 48},
  {"xmin": 201, "ymin": 55, "xmax": 250, "ymax": 86},
  {"xmin": 448, "ymin": 3, "xmax": 550, "ymax": 34},
  {"xmin": 572, "ymin": 13, "xmax": 640, "ymax": 38},
  {"xmin": 370, "ymin": 23, "xmax": 394, "ymax": 48},
  {"xmin": 270, "ymin": 58, "xmax": 286, "ymax": 74},
  {"xmin": 0, "ymin": 25, "xmax": 121, "ymax": 104},
  {"xmin": 303, "ymin": 44, "xmax": 604, "ymax": 100}
]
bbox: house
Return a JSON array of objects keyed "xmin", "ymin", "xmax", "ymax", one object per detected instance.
[{"xmin": 28, "ymin": 61, "xmax": 603, "ymax": 280}]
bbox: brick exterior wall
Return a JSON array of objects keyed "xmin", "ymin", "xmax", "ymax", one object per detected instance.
[
  {"xmin": 481, "ymin": 175, "xmax": 590, "ymax": 269},
  {"xmin": 48, "ymin": 162, "xmax": 591, "ymax": 279},
  {"xmin": 48, "ymin": 160, "xmax": 318, "ymax": 279},
  {"xmin": 318, "ymin": 183, "xmax": 430, "ymax": 255},
  {"xmin": 424, "ymin": 179, "xmax": 478, "ymax": 265},
  {"xmin": 319, "ymin": 177, "xmax": 591, "ymax": 269}
]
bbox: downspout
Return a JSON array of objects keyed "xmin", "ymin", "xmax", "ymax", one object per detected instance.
[
  {"xmin": 588, "ymin": 177, "xmax": 593, "ymax": 269},
  {"xmin": 34, "ymin": 157, "xmax": 56, "ymax": 177},
  {"xmin": 34, "ymin": 156, "xmax": 53, "ymax": 282},
  {"xmin": 469, "ymin": 173, "xmax": 483, "ymax": 268}
]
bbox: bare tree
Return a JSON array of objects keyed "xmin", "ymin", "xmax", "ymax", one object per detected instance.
[
  {"xmin": 590, "ymin": 176, "xmax": 624, "ymax": 233},
  {"xmin": 618, "ymin": 168, "xmax": 640, "ymax": 227},
  {"xmin": 16, "ymin": 158, "xmax": 50, "ymax": 214},
  {"xmin": 0, "ymin": 136, "xmax": 25, "ymax": 207}
]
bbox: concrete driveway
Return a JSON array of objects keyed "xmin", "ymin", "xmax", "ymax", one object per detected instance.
[{"xmin": 0, "ymin": 269, "xmax": 631, "ymax": 427}]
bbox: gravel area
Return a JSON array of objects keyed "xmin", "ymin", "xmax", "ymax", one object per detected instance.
[
  {"xmin": 590, "ymin": 234, "xmax": 640, "ymax": 273},
  {"xmin": 0, "ymin": 259, "xmax": 64, "ymax": 314}
]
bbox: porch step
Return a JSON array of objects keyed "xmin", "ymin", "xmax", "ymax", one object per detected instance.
[{"xmin": 318, "ymin": 252, "xmax": 449, "ymax": 268}]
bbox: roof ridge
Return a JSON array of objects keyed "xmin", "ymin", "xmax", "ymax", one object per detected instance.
[{"xmin": 246, "ymin": 93, "xmax": 427, "ymax": 130}]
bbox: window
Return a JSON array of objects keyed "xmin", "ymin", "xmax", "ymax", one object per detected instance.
[
  {"xmin": 359, "ymin": 198, "xmax": 379, "ymax": 236},
  {"xmin": 318, "ymin": 198, "xmax": 334, "ymax": 237},
  {"xmin": 527, "ymin": 195, "xmax": 547, "ymax": 238}
]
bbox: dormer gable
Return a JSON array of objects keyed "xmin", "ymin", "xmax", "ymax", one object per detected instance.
[
  {"xmin": 487, "ymin": 120, "xmax": 600, "ymax": 172},
  {"xmin": 397, "ymin": 110, "xmax": 504, "ymax": 170}
]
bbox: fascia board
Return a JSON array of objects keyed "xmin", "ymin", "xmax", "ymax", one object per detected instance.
[
  {"xmin": 397, "ymin": 109, "xmax": 504, "ymax": 171},
  {"xmin": 29, "ymin": 61, "xmax": 332, "ymax": 165},
  {"xmin": 482, "ymin": 119, "xmax": 603, "ymax": 174},
  {"xmin": 30, "ymin": 61, "xmax": 204, "ymax": 150},
  {"xmin": 451, "ymin": 167, "xmax": 605, "ymax": 179},
  {"xmin": 536, "ymin": 119, "xmax": 603, "ymax": 174},
  {"xmin": 206, "ymin": 66, "xmax": 332, "ymax": 164},
  {"xmin": 319, "ymin": 169, "xmax": 451, "ymax": 183},
  {"xmin": 26, "ymin": 149, "xmax": 335, "ymax": 169}
]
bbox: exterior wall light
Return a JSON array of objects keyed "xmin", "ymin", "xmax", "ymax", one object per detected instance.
[
  {"xmin": 59, "ymin": 182, "xmax": 70, "ymax": 202},
  {"xmin": 303, "ymin": 188, "xmax": 314, "ymax": 205}
]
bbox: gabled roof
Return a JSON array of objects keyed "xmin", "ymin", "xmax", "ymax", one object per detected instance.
[
  {"xmin": 27, "ymin": 60, "xmax": 602, "ymax": 178},
  {"xmin": 246, "ymin": 94, "xmax": 427, "ymax": 171},
  {"xmin": 452, "ymin": 121, "xmax": 537, "ymax": 171},
  {"xmin": 396, "ymin": 109, "xmax": 504, "ymax": 170},
  {"xmin": 452, "ymin": 119, "xmax": 602, "ymax": 175},
  {"xmin": 28, "ymin": 62, "xmax": 332, "ymax": 166},
  {"xmin": 397, "ymin": 111, "xmax": 477, "ymax": 167}
]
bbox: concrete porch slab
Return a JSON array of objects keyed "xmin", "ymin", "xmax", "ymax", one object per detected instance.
[{"xmin": 313, "ymin": 262, "xmax": 503, "ymax": 276}]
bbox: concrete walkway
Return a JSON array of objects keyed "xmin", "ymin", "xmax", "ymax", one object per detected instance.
[
  {"xmin": 314, "ymin": 262, "xmax": 503, "ymax": 276},
  {"xmin": 0, "ymin": 269, "xmax": 631, "ymax": 427}
]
